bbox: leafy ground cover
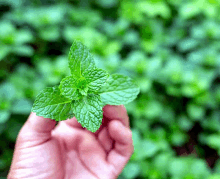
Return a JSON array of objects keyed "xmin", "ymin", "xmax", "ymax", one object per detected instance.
[{"xmin": 0, "ymin": 0, "xmax": 220, "ymax": 178}]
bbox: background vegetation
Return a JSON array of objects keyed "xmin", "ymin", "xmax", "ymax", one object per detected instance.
[{"xmin": 0, "ymin": 0, "xmax": 220, "ymax": 178}]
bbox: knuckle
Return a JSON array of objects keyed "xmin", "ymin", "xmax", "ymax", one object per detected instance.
[{"xmin": 126, "ymin": 129, "xmax": 133, "ymax": 140}]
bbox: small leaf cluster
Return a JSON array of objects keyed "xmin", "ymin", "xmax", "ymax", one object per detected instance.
[{"xmin": 32, "ymin": 40, "xmax": 140, "ymax": 132}]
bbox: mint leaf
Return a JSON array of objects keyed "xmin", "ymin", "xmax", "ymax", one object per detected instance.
[
  {"xmin": 32, "ymin": 86, "xmax": 73, "ymax": 121},
  {"xmin": 76, "ymin": 77, "xmax": 89, "ymax": 95},
  {"xmin": 32, "ymin": 40, "xmax": 140, "ymax": 132},
  {"xmin": 98, "ymin": 74, "xmax": 140, "ymax": 105},
  {"xmin": 68, "ymin": 40, "xmax": 95, "ymax": 78},
  {"xmin": 84, "ymin": 68, "xmax": 109, "ymax": 93},
  {"xmin": 72, "ymin": 94, "xmax": 103, "ymax": 132},
  {"xmin": 59, "ymin": 76, "xmax": 83, "ymax": 100}
]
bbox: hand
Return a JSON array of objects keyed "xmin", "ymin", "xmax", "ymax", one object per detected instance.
[{"xmin": 8, "ymin": 105, "xmax": 134, "ymax": 179}]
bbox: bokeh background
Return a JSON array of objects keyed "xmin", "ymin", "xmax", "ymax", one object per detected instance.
[{"xmin": 0, "ymin": 0, "xmax": 220, "ymax": 178}]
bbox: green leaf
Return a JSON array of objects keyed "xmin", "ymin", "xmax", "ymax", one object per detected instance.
[
  {"xmin": 0, "ymin": 110, "xmax": 10, "ymax": 124},
  {"xmin": 32, "ymin": 41, "xmax": 140, "ymax": 132},
  {"xmin": 68, "ymin": 40, "xmax": 95, "ymax": 78},
  {"xmin": 72, "ymin": 94, "xmax": 103, "ymax": 132},
  {"xmin": 169, "ymin": 158, "xmax": 189, "ymax": 178},
  {"xmin": 76, "ymin": 77, "xmax": 89, "ymax": 95},
  {"xmin": 122, "ymin": 162, "xmax": 141, "ymax": 179},
  {"xmin": 0, "ymin": 82, "xmax": 16, "ymax": 100},
  {"xmin": 0, "ymin": 45, "xmax": 10, "ymax": 61},
  {"xmin": 32, "ymin": 86, "xmax": 73, "ymax": 121},
  {"xmin": 39, "ymin": 26, "xmax": 60, "ymax": 41},
  {"xmin": 11, "ymin": 99, "xmax": 32, "ymax": 114},
  {"xmin": 187, "ymin": 103, "xmax": 205, "ymax": 121},
  {"xmin": 133, "ymin": 139, "xmax": 159, "ymax": 160},
  {"xmin": 59, "ymin": 76, "xmax": 82, "ymax": 100},
  {"xmin": 84, "ymin": 68, "xmax": 109, "ymax": 93},
  {"xmin": 12, "ymin": 45, "xmax": 34, "ymax": 56},
  {"xmin": 98, "ymin": 74, "xmax": 140, "ymax": 105}
]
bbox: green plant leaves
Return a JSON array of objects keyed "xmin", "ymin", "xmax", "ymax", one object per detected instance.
[
  {"xmin": 72, "ymin": 94, "xmax": 103, "ymax": 132},
  {"xmin": 68, "ymin": 40, "xmax": 95, "ymax": 78},
  {"xmin": 84, "ymin": 68, "xmax": 109, "ymax": 92},
  {"xmin": 11, "ymin": 99, "xmax": 32, "ymax": 114},
  {"xmin": 32, "ymin": 40, "xmax": 140, "ymax": 132},
  {"xmin": 59, "ymin": 76, "xmax": 82, "ymax": 100},
  {"xmin": 0, "ymin": 110, "xmax": 10, "ymax": 124},
  {"xmin": 32, "ymin": 86, "xmax": 73, "ymax": 121},
  {"xmin": 98, "ymin": 74, "xmax": 140, "ymax": 105}
]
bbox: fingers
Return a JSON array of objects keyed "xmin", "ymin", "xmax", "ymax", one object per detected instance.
[
  {"xmin": 93, "ymin": 105, "xmax": 129, "ymax": 137},
  {"xmin": 16, "ymin": 112, "xmax": 56, "ymax": 148},
  {"xmin": 103, "ymin": 105, "xmax": 129, "ymax": 127},
  {"xmin": 97, "ymin": 127, "xmax": 113, "ymax": 152},
  {"xmin": 76, "ymin": 132, "xmax": 111, "ymax": 179},
  {"xmin": 62, "ymin": 105, "xmax": 129, "ymax": 136},
  {"xmin": 107, "ymin": 120, "xmax": 134, "ymax": 176},
  {"xmin": 54, "ymin": 122, "xmax": 110, "ymax": 178},
  {"xmin": 62, "ymin": 116, "xmax": 84, "ymax": 129},
  {"xmin": 52, "ymin": 121, "xmax": 84, "ymax": 151}
]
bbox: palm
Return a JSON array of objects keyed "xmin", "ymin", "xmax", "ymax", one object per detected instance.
[
  {"xmin": 51, "ymin": 118, "xmax": 117, "ymax": 179},
  {"xmin": 8, "ymin": 105, "xmax": 133, "ymax": 179}
]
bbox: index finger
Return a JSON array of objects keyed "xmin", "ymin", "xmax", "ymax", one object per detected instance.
[
  {"xmin": 93, "ymin": 105, "xmax": 129, "ymax": 136},
  {"xmin": 103, "ymin": 105, "xmax": 130, "ymax": 127}
]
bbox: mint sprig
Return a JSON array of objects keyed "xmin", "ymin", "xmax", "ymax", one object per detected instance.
[{"xmin": 32, "ymin": 40, "xmax": 140, "ymax": 132}]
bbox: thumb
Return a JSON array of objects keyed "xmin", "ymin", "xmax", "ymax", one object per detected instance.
[{"xmin": 16, "ymin": 112, "xmax": 56, "ymax": 148}]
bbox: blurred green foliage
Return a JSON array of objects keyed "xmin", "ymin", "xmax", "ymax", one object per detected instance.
[{"xmin": 0, "ymin": 0, "xmax": 220, "ymax": 178}]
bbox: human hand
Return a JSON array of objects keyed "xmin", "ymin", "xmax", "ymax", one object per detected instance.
[{"xmin": 8, "ymin": 105, "xmax": 134, "ymax": 179}]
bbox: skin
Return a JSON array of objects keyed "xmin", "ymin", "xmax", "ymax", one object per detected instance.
[{"xmin": 8, "ymin": 105, "xmax": 134, "ymax": 179}]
